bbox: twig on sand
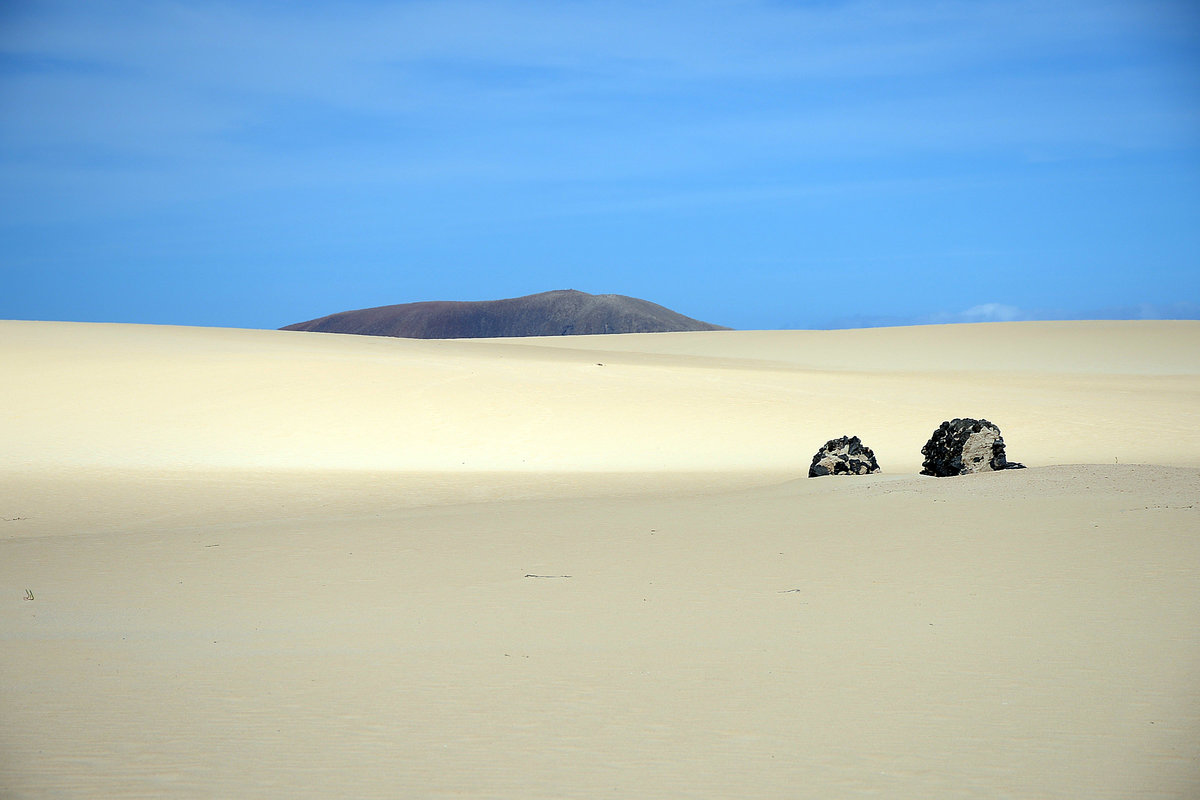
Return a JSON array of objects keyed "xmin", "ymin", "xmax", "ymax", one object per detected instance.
[{"xmin": 524, "ymin": 574, "xmax": 572, "ymax": 579}]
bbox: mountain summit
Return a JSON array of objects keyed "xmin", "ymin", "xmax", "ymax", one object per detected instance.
[{"xmin": 280, "ymin": 290, "xmax": 730, "ymax": 339}]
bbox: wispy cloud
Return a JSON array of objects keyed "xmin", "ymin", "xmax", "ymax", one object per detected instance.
[
  {"xmin": 4, "ymin": 0, "xmax": 1196, "ymax": 169},
  {"xmin": 825, "ymin": 302, "xmax": 1200, "ymax": 329},
  {"xmin": 928, "ymin": 303, "xmax": 1026, "ymax": 324},
  {"xmin": 4, "ymin": 0, "xmax": 1195, "ymax": 235},
  {"xmin": 1040, "ymin": 302, "xmax": 1200, "ymax": 321}
]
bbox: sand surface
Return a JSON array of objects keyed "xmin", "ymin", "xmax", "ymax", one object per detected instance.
[{"xmin": 2, "ymin": 320, "xmax": 1198, "ymax": 798}]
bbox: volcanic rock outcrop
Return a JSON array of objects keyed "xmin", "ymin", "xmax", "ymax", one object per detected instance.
[
  {"xmin": 281, "ymin": 289, "xmax": 729, "ymax": 339},
  {"xmin": 808, "ymin": 435, "xmax": 881, "ymax": 477},
  {"xmin": 920, "ymin": 418, "xmax": 1025, "ymax": 477}
]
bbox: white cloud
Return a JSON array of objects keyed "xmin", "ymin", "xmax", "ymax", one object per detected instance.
[{"xmin": 953, "ymin": 303, "xmax": 1025, "ymax": 323}]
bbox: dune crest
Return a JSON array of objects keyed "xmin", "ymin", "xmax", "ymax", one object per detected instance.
[{"xmin": 3, "ymin": 319, "xmax": 1198, "ymax": 472}]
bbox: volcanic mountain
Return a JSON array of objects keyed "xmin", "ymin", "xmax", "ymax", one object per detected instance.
[{"xmin": 280, "ymin": 290, "xmax": 730, "ymax": 339}]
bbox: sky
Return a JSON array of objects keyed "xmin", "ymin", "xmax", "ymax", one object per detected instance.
[{"xmin": 2, "ymin": 0, "xmax": 1199, "ymax": 330}]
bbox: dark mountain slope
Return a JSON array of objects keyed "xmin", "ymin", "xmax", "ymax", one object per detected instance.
[{"xmin": 281, "ymin": 290, "xmax": 730, "ymax": 339}]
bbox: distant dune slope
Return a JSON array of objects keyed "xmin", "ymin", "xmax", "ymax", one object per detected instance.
[
  {"xmin": 280, "ymin": 289, "xmax": 729, "ymax": 338},
  {"xmin": 3, "ymin": 320, "xmax": 1198, "ymax": 472}
]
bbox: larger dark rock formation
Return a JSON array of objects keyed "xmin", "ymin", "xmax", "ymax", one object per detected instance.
[
  {"xmin": 920, "ymin": 418, "xmax": 1025, "ymax": 477},
  {"xmin": 281, "ymin": 290, "xmax": 729, "ymax": 339},
  {"xmin": 809, "ymin": 435, "xmax": 881, "ymax": 477}
]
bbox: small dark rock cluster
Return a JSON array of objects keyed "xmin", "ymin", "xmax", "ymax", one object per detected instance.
[
  {"xmin": 806, "ymin": 418, "xmax": 1026, "ymax": 478},
  {"xmin": 920, "ymin": 418, "xmax": 1025, "ymax": 477},
  {"xmin": 808, "ymin": 435, "xmax": 881, "ymax": 477}
]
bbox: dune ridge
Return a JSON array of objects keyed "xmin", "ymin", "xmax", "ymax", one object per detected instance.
[{"xmin": 4, "ymin": 320, "xmax": 1199, "ymax": 472}]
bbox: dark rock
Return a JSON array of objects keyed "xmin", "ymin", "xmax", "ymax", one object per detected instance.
[
  {"xmin": 809, "ymin": 435, "xmax": 881, "ymax": 477},
  {"xmin": 920, "ymin": 418, "xmax": 1026, "ymax": 477}
]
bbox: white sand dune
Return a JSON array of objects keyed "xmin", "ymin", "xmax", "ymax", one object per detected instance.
[
  {"xmin": 1, "ymin": 320, "xmax": 1198, "ymax": 798},
  {"xmin": 4, "ymin": 320, "xmax": 1199, "ymax": 472}
]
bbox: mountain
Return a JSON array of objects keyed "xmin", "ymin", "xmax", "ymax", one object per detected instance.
[{"xmin": 280, "ymin": 290, "xmax": 730, "ymax": 339}]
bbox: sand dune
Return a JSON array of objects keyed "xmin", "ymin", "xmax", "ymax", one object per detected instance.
[
  {"xmin": 4, "ymin": 320, "xmax": 1198, "ymax": 472},
  {"xmin": 1, "ymin": 320, "xmax": 1198, "ymax": 798}
]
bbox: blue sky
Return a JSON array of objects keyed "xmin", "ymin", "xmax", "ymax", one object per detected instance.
[{"xmin": 2, "ymin": 0, "xmax": 1199, "ymax": 330}]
